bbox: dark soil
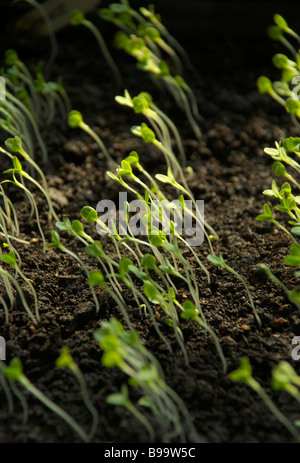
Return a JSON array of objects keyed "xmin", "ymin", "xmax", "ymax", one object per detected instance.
[{"xmin": 1, "ymin": 3, "xmax": 300, "ymax": 444}]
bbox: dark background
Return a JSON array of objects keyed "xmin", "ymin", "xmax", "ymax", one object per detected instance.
[{"xmin": 0, "ymin": 0, "xmax": 298, "ymax": 75}]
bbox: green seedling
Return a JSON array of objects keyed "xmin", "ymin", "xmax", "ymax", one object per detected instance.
[
  {"xmin": 208, "ymin": 253, "xmax": 262, "ymax": 326},
  {"xmin": 1, "ymin": 250, "xmax": 40, "ymax": 323},
  {"xmin": 180, "ymin": 299, "xmax": 227, "ymax": 373},
  {"xmin": 70, "ymin": 10, "xmax": 122, "ymax": 87},
  {"xmin": 256, "ymin": 202, "xmax": 297, "ymax": 243},
  {"xmin": 229, "ymin": 356, "xmax": 300, "ymax": 442},
  {"xmin": 2, "ymin": 155, "xmax": 46, "ymax": 250},
  {"xmin": 34, "ymin": 72, "xmax": 71, "ymax": 124},
  {"xmin": 258, "ymin": 262, "xmax": 300, "ymax": 309},
  {"xmin": 257, "ymin": 15, "xmax": 300, "ymax": 124},
  {"xmin": 116, "ymin": 89, "xmax": 187, "ymax": 166},
  {"xmin": 272, "ymin": 361, "xmax": 300, "ymax": 403},
  {"xmin": 3, "ymin": 357, "xmax": 89, "ymax": 442},
  {"xmin": 68, "ymin": 110, "xmax": 116, "ymax": 167},
  {"xmin": 4, "ymin": 49, "xmax": 41, "ymax": 117},
  {"xmin": 13, "ymin": 0, "xmax": 58, "ymax": 73},
  {"xmin": 94, "ymin": 317, "xmax": 200, "ymax": 442},
  {"xmin": 99, "ymin": 3, "xmax": 184, "ymax": 75},
  {"xmin": 106, "ymin": 383, "xmax": 155, "ymax": 441},
  {"xmin": 46, "ymin": 229, "xmax": 100, "ymax": 313},
  {"xmin": 114, "ymin": 32, "xmax": 201, "ymax": 139},
  {"xmin": 2, "ymin": 76, "xmax": 48, "ymax": 161},
  {"xmin": 4, "ymin": 136, "xmax": 58, "ymax": 222},
  {"xmin": 138, "ymin": 3, "xmax": 194, "ymax": 71},
  {"xmin": 0, "ymin": 359, "xmax": 28, "ymax": 424},
  {"xmin": 0, "ymin": 263, "xmax": 38, "ymax": 325},
  {"xmin": 55, "ymin": 346, "xmax": 99, "ymax": 440}
]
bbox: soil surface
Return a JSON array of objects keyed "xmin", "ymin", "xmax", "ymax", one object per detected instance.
[{"xmin": 1, "ymin": 4, "xmax": 300, "ymax": 444}]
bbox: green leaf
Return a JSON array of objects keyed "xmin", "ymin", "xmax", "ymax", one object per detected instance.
[
  {"xmin": 85, "ymin": 241, "xmax": 103, "ymax": 257},
  {"xmin": 291, "ymin": 227, "xmax": 300, "ymax": 236},
  {"xmin": 106, "ymin": 392, "xmax": 127, "ymax": 407},
  {"xmin": 283, "ymin": 137, "xmax": 300, "ymax": 153},
  {"xmin": 284, "ymin": 243, "xmax": 300, "ymax": 266},
  {"xmin": 207, "ymin": 254, "xmax": 226, "ymax": 268},
  {"xmin": 3, "ymin": 357, "xmax": 23, "ymax": 381},
  {"xmin": 143, "ymin": 281, "xmax": 158, "ymax": 301},
  {"xmin": 12, "ymin": 156, "xmax": 22, "ymax": 171},
  {"xmin": 180, "ymin": 300, "xmax": 197, "ymax": 319},
  {"xmin": 1, "ymin": 251, "xmax": 17, "ymax": 266},
  {"xmin": 81, "ymin": 206, "xmax": 98, "ymax": 223},
  {"xmin": 101, "ymin": 351, "xmax": 122, "ymax": 368},
  {"xmin": 4, "ymin": 136, "xmax": 23, "ymax": 153},
  {"xmin": 68, "ymin": 110, "xmax": 83, "ymax": 128},
  {"xmin": 272, "ymin": 53, "xmax": 289, "ymax": 69},
  {"xmin": 257, "ymin": 76, "xmax": 273, "ymax": 94},
  {"xmin": 272, "ymin": 161, "xmax": 286, "ymax": 177},
  {"xmin": 70, "ymin": 10, "xmax": 85, "ymax": 26},
  {"xmin": 88, "ymin": 270, "xmax": 105, "ymax": 286},
  {"xmin": 5, "ymin": 49, "xmax": 19, "ymax": 66},
  {"xmin": 141, "ymin": 253, "xmax": 157, "ymax": 270},
  {"xmin": 71, "ymin": 220, "xmax": 84, "ymax": 235},
  {"xmin": 148, "ymin": 234, "xmax": 164, "ymax": 247},
  {"xmin": 118, "ymin": 258, "xmax": 133, "ymax": 278},
  {"xmin": 273, "ymin": 14, "xmax": 288, "ymax": 31},
  {"xmin": 229, "ymin": 356, "xmax": 252, "ymax": 383},
  {"xmin": 55, "ymin": 346, "xmax": 73, "ymax": 369},
  {"xmin": 285, "ymin": 98, "xmax": 300, "ymax": 115},
  {"xmin": 267, "ymin": 25, "xmax": 284, "ymax": 41},
  {"xmin": 140, "ymin": 123, "xmax": 156, "ymax": 143}
]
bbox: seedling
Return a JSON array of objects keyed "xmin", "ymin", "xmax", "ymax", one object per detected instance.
[
  {"xmin": 68, "ymin": 110, "xmax": 116, "ymax": 167},
  {"xmin": 114, "ymin": 32, "xmax": 201, "ymax": 139},
  {"xmin": 55, "ymin": 346, "xmax": 99, "ymax": 440},
  {"xmin": 115, "ymin": 89, "xmax": 187, "ymax": 166},
  {"xmin": 0, "ymin": 263, "xmax": 38, "ymax": 325},
  {"xmin": 257, "ymin": 14, "xmax": 300, "ymax": 124},
  {"xmin": 229, "ymin": 356, "xmax": 300, "ymax": 442},
  {"xmin": 94, "ymin": 317, "xmax": 200, "ymax": 442},
  {"xmin": 46, "ymin": 230, "xmax": 100, "ymax": 313},
  {"xmin": 13, "ymin": 0, "xmax": 58, "ymax": 73},
  {"xmin": 4, "ymin": 136, "xmax": 58, "ymax": 222},
  {"xmin": 2, "ymin": 155, "xmax": 47, "ymax": 251},
  {"xmin": 207, "ymin": 253, "xmax": 262, "ymax": 326},
  {"xmin": 180, "ymin": 299, "xmax": 227, "ymax": 373},
  {"xmin": 3, "ymin": 357, "xmax": 90, "ymax": 442},
  {"xmin": 1, "ymin": 250, "xmax": 40, "ymax": 323},
  {"xmin": 70, "ymin": 10, "xmax": 122, "ymax": 87}
]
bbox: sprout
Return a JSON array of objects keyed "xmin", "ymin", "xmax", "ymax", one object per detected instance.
[
  {"xmin": 230, "ymin": 357, "xmax": 300, "ymax": 442},
  {"xmin": 55, "ymin": 346, "xmax": 99, "ymax": 440},
  {"xmin": 3, "ymin": 357, "xmax": 89, "ymax": 442},
  {"xmin": 70, "ymin": 10, "xmax": 122, "ymax": 87},
  {"xmin": 68, "ymin": 110, "xmax": 116, "ymax": 166}
]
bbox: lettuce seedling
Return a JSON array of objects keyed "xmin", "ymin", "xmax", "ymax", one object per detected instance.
[
  {"xmin": 0, "ymin": 262, "xmax": 38, "ymax": 325},
  {"xmin": 55, "ymin": 346, "xmax": 99, "ymax": 440},
  {"xmin": 114, "ymin": 32, "xmax": 201, "ymax": 139},
  {"xmin": 208, "ymin": 253, "xmax": 262, "ymax": 326},
  {"xmin": 68, "ymin": 110, "xmax": 116, "ymax": 167},
  {"xmin": 70, "ymin": 10, "xmax": 122, "ymax": 87},
  {"xmin": 3, "ymin": 357, "xmax": 89, "ymax": 442},
  {"xmin": 230, "ymin": 356, "xmax": 300, "ymax": 442},
  {"xmin": 13, "ymin": 0, "xmax": 58, "ymax": 72},
  {"xmin": 2, "ymin": 156, "xmax": 47, "ymax": 251},
  {"xmin": 180, "ymin": 300, "xmax": 227, "ymax": 373},
  {"xmin": 4, "ymin": 136, "xmax": 58, "ymax": 222},
  {"xmin": 1, "ymin": 250, "xmax": 40, "ymax": 324},
  {"xmin": 106, "ymin": 383, "xmax": 155, "ymax": 441},
  {"xmin": 258, "ymin": 14, "xmax": 300, "ymax": 124},
  {"xmin": 46, "ymin": 230, "xmax": 100, "ymax": 313},
  {"xmin": 94, "ymin": 317, "xmax": 200, "ymax": 442}
]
